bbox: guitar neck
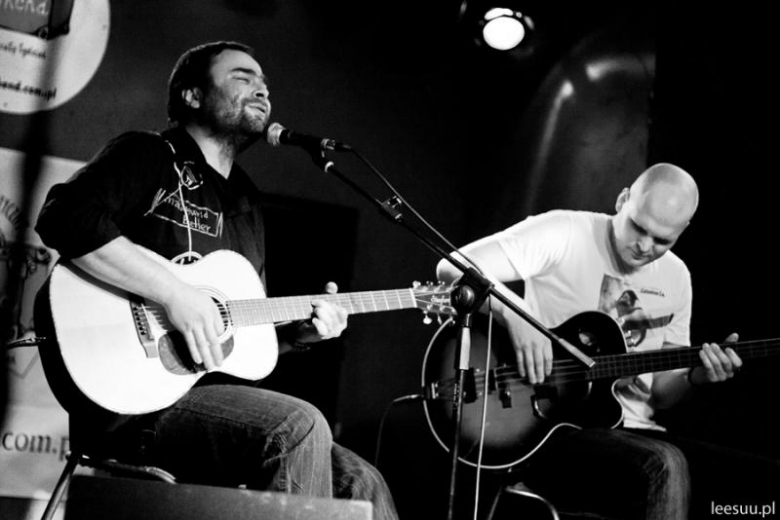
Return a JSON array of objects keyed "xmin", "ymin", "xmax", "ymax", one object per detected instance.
[
  {"xmin": 588, "ymin": 339, "xmax": 780, "ymax": 380},
  {"xmin": 226, "ymin": 289, "xmax": 421, "ymax": 326}
]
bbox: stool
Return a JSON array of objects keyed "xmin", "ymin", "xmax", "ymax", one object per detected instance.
[{"xmin": 486, "ymin": 482, "xmax": 560, "ymax": 520}]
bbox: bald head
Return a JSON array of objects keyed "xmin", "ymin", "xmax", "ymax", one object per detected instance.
[
  {"xmin": 629, "ymin": 163, "xmax": 699, "ymax": 227},
  {"xmin": 610, "ymin": 163, "xmax": 698, "ymax": 272}
]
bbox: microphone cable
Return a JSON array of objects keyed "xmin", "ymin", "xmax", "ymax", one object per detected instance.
[{"xmin": 373, "ymin": 393, "xmax": 426, "ymax": 469}]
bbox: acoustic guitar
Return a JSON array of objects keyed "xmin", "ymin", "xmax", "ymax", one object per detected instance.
[{"xmin": 35, "ymin": 246, "xmax": 455, "ymax": 415}]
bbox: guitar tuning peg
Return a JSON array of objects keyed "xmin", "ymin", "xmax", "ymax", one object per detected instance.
[
  {"xmin": 412, "ymin": 280, "xmax": 421, "ymax": 288},
  {"xmin": 423, "ymin": 314, "xmax": 432, "ymax": 325}
]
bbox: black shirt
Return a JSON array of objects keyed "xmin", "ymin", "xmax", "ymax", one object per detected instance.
[{"xmin": 36, "ymin": 126, "xmax": 266, "ymax": 282}]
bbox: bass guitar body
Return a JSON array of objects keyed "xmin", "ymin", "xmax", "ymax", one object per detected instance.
[{"xmin": 422, "ymin": 312, "xmax": 628, "ymax": 470}]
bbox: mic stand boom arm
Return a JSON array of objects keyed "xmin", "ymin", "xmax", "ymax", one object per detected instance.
[
  {"xmin": 306, "ymin": 150, "xmax": 594, "ymax": 520},
  {"xmin": 308, "ymin": 151, "xmax": 596, "ymax": 367}
]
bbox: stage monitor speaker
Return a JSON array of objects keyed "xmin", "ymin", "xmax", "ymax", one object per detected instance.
[{"xmin": 63, "ymin": 475, "xmax": 372, "ymax": 520}]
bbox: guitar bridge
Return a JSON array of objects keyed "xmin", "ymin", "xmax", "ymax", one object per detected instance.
[
  {"xmin": 462, "ymin": 368, "xmax": 478, "ymax": 403},
  {"xmin": 130, "ymin": 297, "xmax": 159, "ymax": 358}
]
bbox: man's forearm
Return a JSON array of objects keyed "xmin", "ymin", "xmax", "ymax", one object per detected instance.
[{"xmin": 71, "ymin": 236, "xmax": 189, "ymax": 306}]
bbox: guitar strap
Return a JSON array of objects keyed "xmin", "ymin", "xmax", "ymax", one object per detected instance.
[
  {"xmin": 158, "ymin": 133, "xmax": 202, "ymax": 264},
  {"xmin": 160, "ymin": 135, "xmax": 202, "ymax": 190}
]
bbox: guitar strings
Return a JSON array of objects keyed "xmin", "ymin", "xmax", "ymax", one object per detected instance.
[
  {"xmin": 432, "ymin": 341, "xmax": 780, "ymax": 399},
  {"xmin": 139, "ymin": 286, "xmax": 453, "ymax": 332}
]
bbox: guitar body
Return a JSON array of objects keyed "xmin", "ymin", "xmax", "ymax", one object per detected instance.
[
  {"xmin": 35, "ymin": 246, "xmax": 455, "ymax": 416},
  {"xmin": 422, "ymin": 311, "xmax": 628, "ymax": 470},
  {"xmin": 35, "ymin": 248, "xmax": 278, "ymax": 415}
]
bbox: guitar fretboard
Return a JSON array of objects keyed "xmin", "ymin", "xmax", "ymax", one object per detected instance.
[
  {"xmin": 586, "ymin": 338, "xmax": 780, "ymax": 381},
  {"xmin": 226, "ymin": 289, "xmax": 420, "ymax": 326},
  {"xmin": 486, "ymin": 338, "xmax": 780, "ymax": 388}
]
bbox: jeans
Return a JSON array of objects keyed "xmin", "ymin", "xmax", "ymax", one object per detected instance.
[
  {"xmin": 520, "ymin": 427, "xmax": 688, "ymax": 520},
  {"xmin": 516, "ymin": 426, "xmax": 780, "ymax": 520},
  {"xmin": 108, "ymin": 378, "xmax": 398, "ymax": 520}
]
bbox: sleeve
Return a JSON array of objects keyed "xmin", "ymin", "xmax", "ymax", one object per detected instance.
[
  {"xmin": 35, "ymin": 132, "xmax": 171, "ymax": 259},
  {"xmin": 491, "ymin": 210, "xmax": 574, "ymax": 281},
  {"xmin": 663, "ymin": 260, "xmax": 692, "ymax": 347}
]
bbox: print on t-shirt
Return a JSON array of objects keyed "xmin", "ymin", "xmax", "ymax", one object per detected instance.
[
  {"xmin": 598, "ymin": 274, "xmax": 673, "ymax": 349},
  {"xmin": 146, "ymin": 187, "xmax": 224, "ymax": 238}
]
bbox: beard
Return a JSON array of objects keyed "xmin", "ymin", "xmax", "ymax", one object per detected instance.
[{"xmin": 198, "ymin": 89, "xmax": 270, "ymax": 151}]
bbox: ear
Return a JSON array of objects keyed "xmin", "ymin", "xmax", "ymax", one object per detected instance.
[
  {"xmin": 182, "ymin": 88, "xmax": 201, "ymax": 109},
  {"xmin": 615, "ymin": 187, "xmax": 629, "ymax": 213}
]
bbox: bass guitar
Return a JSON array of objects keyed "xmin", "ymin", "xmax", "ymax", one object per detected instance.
[
  {"xmin": 422, "ymin": 312, "xmax": 780, "ymax": 470},
  {"xmin": 35, "ymin": 247, "xmax": 455, "ymax": 415}
]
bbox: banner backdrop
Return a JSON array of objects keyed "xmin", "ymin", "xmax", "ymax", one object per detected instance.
[
  {"xmin": 0, "ymin": 0, "xmax": 110, "ymax": 114},
  {"xmin": 0, "ymin": 146, "xmax": 88, "ymax": 499}
]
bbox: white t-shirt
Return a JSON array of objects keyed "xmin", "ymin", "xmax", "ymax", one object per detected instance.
[{"xmin": 490, "ymin": 210, "xmax": 692, "ymax": 429}]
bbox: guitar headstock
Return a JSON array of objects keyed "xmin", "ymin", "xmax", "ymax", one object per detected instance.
[{"xmin": 412, "ymin": 281, "xmax": 456, "ymax": 324}]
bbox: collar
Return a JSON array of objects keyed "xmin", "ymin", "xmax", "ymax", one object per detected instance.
[
  {"xmin": 159, "ymin": 126, "xmax": 262, "ymax": 207},
  {"xmin": 160, "ymin": 126, "xmax": 211, "ymax": 171}
]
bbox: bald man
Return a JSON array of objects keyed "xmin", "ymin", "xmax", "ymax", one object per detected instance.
[{"xmin": 436, "ymin": 163, "xmax": 746, "ymax": 520}]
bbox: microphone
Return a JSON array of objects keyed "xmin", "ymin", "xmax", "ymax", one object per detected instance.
[{"xmin": 265, "ymin": 122, "xmax": 351, "ymax": 152}]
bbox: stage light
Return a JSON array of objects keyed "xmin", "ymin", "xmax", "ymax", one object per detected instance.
[{"xmin": 479, "ymin": 7, "xmax": 534, "ymax": 51}]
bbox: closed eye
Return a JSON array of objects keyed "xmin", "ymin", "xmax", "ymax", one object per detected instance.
[{"xmin": 630, "ymin": 219, "xmax": 673, "ymax": 246}]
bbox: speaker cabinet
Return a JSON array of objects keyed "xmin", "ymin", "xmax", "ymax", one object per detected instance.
[{"xmin": 64, "ymin": 475, "xmax": 372, "ymax": 520}]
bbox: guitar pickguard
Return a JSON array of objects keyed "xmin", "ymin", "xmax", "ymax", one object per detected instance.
[{"xmin": 157, "ymin": 331, "xmax": 235, "ymax": 375}]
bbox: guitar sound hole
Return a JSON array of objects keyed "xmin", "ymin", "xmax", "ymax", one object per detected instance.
[
  {"xmin": 158, "ymin": 332, "xmax": 235, "ymax": 375},
  {"xmin": 215, "ymin": 301, "xmax": 231, "ymax": 329}
]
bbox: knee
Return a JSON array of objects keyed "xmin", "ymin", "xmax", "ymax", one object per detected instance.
[
  {"xmin": 350, "ymin": 460, "xmax": 387, "ymax": 492},
  {"xmin": 332, "ymin": 448, "xmax": 391, "ymax": 502},
  {"xmin": 286, "ymin": 400, "xmax": 333, "ymax": 448},
  {"xmin": 642, "ymin": 442, "xmax": 689, "ymax": 489}
]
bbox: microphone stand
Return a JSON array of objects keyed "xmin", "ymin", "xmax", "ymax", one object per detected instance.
[{"xmin": 306, "ymin": 149, "xmax": 595, "ymax": 520}]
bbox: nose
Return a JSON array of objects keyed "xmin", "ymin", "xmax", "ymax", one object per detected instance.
[
  {"xmin": 253, "ymin": 81, "xmax": 269, "ymax": 100},
  {"xmin": 251, "ymin": 83, "xmax": 271, "ymax": 115},
  {"xmin": 636, "ymin": 235, "xmax": 652, "ymax": 253}
]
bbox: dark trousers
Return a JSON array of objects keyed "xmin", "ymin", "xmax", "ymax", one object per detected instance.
[{"xmin": 514, "ymin": 426, "xmax": 780, "ymax": 520}]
